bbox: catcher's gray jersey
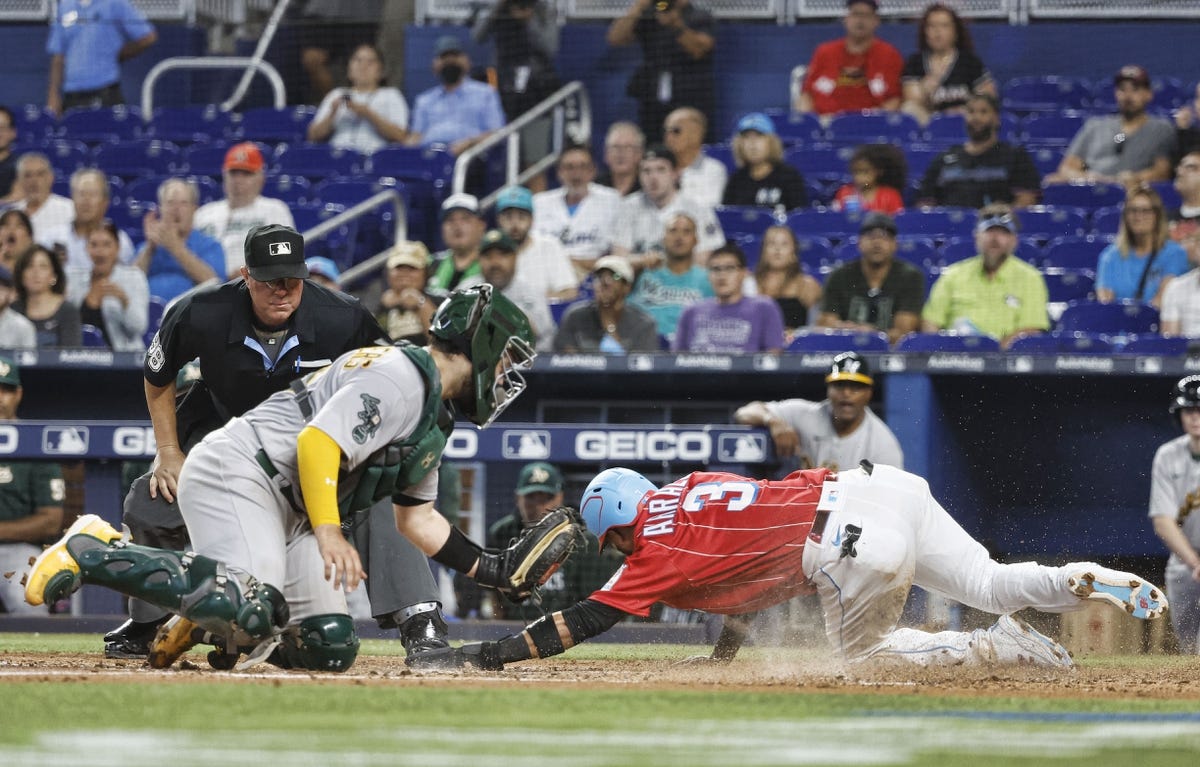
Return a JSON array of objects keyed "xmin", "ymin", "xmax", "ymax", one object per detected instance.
[
  {"xmin": 765, "ymin": 398, "xmax": 904, "ymax": 471},
  {"xmin": 241, "ymin": 345, "xmax": 440, "ymax": 510},
  {"xmin": 1149, "ymin": 435, "xmax": 1200, "ymax": 562}
]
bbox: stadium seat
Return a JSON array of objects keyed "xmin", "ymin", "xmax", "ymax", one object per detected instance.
[
  {"xmin": 143, "ymin": 296, "xmax": 167, "ymax": 347},
  {"xmin": 1118, "ymin": 335, "xmax": 1188, "ymax": 355},
  {"xmin": 1020, "ymin": 113, "xmax": 1086, "ymax": 147},
  {"xmin": 715, "ymin": 206, "xmax": 780, "ymax": 239},
  {"xmin": 923, "ymin": 113, "xmax": 966, "ymax": 146},
  {"xmin": 1014, "ymin": 206, "xmax": 1089, "ymax": 241},
  {"xmin": 704, "ymin": 143, "xmax": 736, "ymax": 174},
  {"xmin": 92, "ymin": 140, "xmax": 181, "ymax": 179},
  {"xmin": 762, "ymin": 109, "xmax": 824, "ymax": 144},
  {"xmin": 1091, "ymin": 206, "xmax": 1122, "ymax": 236},
  {"xmin": 38, "ymin": 139, "xmax": 90, "ymax": 176},
  {"xmin": 147, "ymin": 106, "xmax": 234, "ymax": 144},
  {"xmin": 1040, "ymin": 182, "xmax": 1125, "ymax": 210},
  {"xmin": 833, "ymin": 237, "xmax": 937, "ymax": 269},
  {"xmin": 549, "ymin": 299, "xmax": 578, "ymax": 326},
  {"xmin": 902, "ymin": 145, "xmax": 941, "ymax": 181},
  {"xmin": 182, "ymin": 140, "xmax": 237, "ymax": 177},
  {"xmin": 13, "ymin": 104, "xmax": 56, "ymax": 140},
  {"xmin": 937, "ymin": 236, "xmax": 1041, "ymax": 266},
  {"xmin": 1089, "ymin": 76, "xmax": 1189, "ymax": 112},
  {"xmin": 1056, "ymin": 300, "xmax": 1159, "ymax": 335},
  {"xmin": 786, "ymin": 208, "xmax": 863, "ymax": 240},
  {"xmin": 1040, "ymin": 235, "xmax": 1109, "ymax": 270},
  {"xmin": 291, "ymin": 202, "xmax": 358, "ymax": 269},
  {"xmin": 1007, "ymin": 331, "xmax": 1113, "ymax": 355},
  {"xmin": 893, "ymin": 332, "xmax": 1001, "ymax": 353},
  {"xmin": 80, "ymin": 324, "xmax": 107, "ymax": 348},
  {"xmin": 368, "ymin": 145, "xmax": 456, "ymax": 183},
  {"xmin": 1041, "ymin": 268, "xmax": 1096, "ymax": 303},
  {"xmin": 1028, "ymin": 146, "xmax": 1064, "ymax": 177},
  {"xmin": 894, "ymin": 208, "xmax": 976, "ymax": 240},
  {"xmin": 259, "ymin": 174, "xmax": 313, "ymax": 205},
  {"xmin": 272, "ymin": 143, "xmax": 365, "ymax": 180},
  {"xmin": 235, "ymin": 106, "xmax": 316, "ymax": 143},
  {"xmin": 784, "ymin": 144, "xmax": 854, "ymax": 185},
  {"xmin": 803, "ymin": 177, "xmax": 827, "ymax": 207},
  {"xmin": 827, "ymin": 111, "xmax": 921, "ymax": 144},
  {"xmin": 60, "ymin": 105, "xmax": 144, "ymax": 143},
  {"xmin": 316, "ymin": 178, "xmax": 404, "ymax": 258},
  {"xmin": 786, "ymin": 329, "xmax": 889, "ymax": 353},
  {"xmin": 1150, "ymin": 180, "xmax": 1182, "ymax": 211},
  {"xmin": 734, "ymin": 233, "xmax": 763, "ymax": 269},
  {"xmin": 1001, "ymin": 77, "xmax": 1090, "ymax": 114},
  {"xmin": 795, "ymin": 237, "xmax": 836, "ymax": 275}
]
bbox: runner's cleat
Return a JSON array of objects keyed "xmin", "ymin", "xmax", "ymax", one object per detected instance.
[
  {"xmin": 1067, "ymin": 568, "xmax": 1168, "ymax": 620},
  {"xmin": 988, "ymin": 614, "xmax": 1074, "ymax": 669},
  {"xmin": 24, "ymin": 514, "xmax": 122, "ymax": 606}
]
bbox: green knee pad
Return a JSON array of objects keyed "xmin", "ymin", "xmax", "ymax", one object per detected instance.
[
  {"xmin": 270, "ymin": 614, "xmax": 360, "ymax": 673},
  {"xmin": 69, "ymin": 536, "xmax": 288, "ymax": 643}
]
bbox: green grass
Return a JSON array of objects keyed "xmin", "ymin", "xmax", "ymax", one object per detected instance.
[{"xmin": 2, "ymin": 633, "xmax": 1198, "ymax": 767}]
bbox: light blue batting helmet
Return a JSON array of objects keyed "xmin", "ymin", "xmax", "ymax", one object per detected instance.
[{"xmin": 580, "ymin": 468, "xmax": 656, "ymax": 546}]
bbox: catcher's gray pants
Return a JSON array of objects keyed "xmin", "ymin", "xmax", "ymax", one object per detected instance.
[{"xmin": 1164, "ymin": 561, "xmax": 1200, "ymax": 653}]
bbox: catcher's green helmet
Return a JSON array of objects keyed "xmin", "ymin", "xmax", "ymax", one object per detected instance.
[{"xmin": 430, "ymin": 284, "xmax": 535, "ymax": 427}]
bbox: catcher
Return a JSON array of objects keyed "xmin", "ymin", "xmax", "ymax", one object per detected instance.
[
  {"xmin": 450, "ymin": 462, "xmax": 1167, "ymax": 671},
  {"xmin": 24, "ymin": 285, "xmax": 581, "ymax": 673}
]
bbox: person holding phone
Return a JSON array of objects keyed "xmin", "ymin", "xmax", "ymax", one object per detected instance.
[{"xmin": 306, "ymin": 43, "xmax": 409, "ymax": 154}]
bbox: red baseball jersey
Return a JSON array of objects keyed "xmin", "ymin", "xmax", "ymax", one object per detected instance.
[
  {"xmin": 590, "ymin": 468, "xmax": 831, "ymax": 616},
  {"xmin": 802, "ymin": 39, "xmax": 903, "ymax": 115}
]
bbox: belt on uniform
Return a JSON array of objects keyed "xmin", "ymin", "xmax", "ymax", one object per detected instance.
[
  {"xmin": 254, "ymin": 448, "xmax": 304, "ymax": 515},
  {"xmin": 809, "ymin": 459, "xmax": 873, "ymax": 544},
  {"xmin": 290, "ymin": 378, "xmax": 314, "ymax": 420}
]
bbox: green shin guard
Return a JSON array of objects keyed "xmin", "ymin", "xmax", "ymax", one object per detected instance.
[
  {"xmin": 68, "ymin": 536, "xmax": 289, "ymax": 645},
  {"xmin": 269, "ymin": 614, "xmax": 360, "ymax": 673}
]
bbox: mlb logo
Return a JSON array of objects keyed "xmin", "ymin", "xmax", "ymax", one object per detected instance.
[
  {"xmin": 43, "ymin": 426, "xmax": 89, "ymax": 455},
  {"xmin": 717, "ymin": 433, "xmax": 766, "ymax": 463},
  {"xmin": 268, "ymin": 241, "xmax": 292, "ymax": 256},
  {"xmin": 502, "ymin": 430, "xmax": 550, "ymax": 459}
]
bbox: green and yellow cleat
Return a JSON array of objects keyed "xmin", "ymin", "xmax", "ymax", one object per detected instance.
[{"xmin": 24, "ymin": 514, "xmax": 121, "ymax": 606}]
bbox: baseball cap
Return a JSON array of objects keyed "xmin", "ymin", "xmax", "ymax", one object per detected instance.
[
  {"xmin": 0, "ymin": 355, "xmax": 20, "ymax": 388},
  {"xmin": 495, "ymin": 185, "xmax": 533, "ymax": 214},
  {"xmin": 975, "ymin": 213, "xmax": 1019, "ymax": 234},
  {"xmin": 593, "ymin": 255, "xmax": 634, "ymax": 283},
  {"xmin": 305, "ymin": 257, "xmax": 340, "ymax": 283},
  {"xmin": 859, "ymin": 211, "xmax": 897, "ymax": 236},
  {"xmin": 825, "ymin": 351, "xmax": 873, "ymax": 386},
  {"xmin": 516, "ymin": 462, "xmax": 564, "ymax": 495},
  {"xmin": 387, "ymin": 240, "xmax": 431, "ymax": 270},
  {"xmin": 441, "ymin": 192, "xmax": 481, "ymax": 218},
  {"xmin": 1115, "ymin": 64, "xmax": 1151, "ymax": 89},
  {"xmin": 480, "ymin": 229, "xmax": 517, "ymax": 254},
  {"xmin": 223, "ymin": 142, "xmax": 264, "ymax": 173},
  {"xmin": 641, "ymin": 144, "xmax": 677, "ymax": 168},
  {"xmin": 243, "ymin": 224, "xmax": 308, "ymax": 281},
  {"xmin": 736, "ymin": 112, "xmax": 776, "ymax": 136},
  {"xmin": 434, "ymin": 35, "xmax": 464, "ymax": 56}
]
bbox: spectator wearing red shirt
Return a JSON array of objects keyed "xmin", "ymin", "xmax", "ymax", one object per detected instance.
[{"xmin": 795, "ymin": 0, "xmax": 903, "ymax": 118}]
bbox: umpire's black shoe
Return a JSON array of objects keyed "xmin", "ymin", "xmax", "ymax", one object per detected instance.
[
  {"xmin": 400, "ymin": 609, "xmax": 453, "ymax": 669},
  {"xmin": 103, "ymin": 616, "xmax": 169, "ymax": 659}
]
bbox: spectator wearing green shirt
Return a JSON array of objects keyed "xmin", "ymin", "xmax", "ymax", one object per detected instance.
[
  {"xmin": 921, "ymin": 205, "xmax": 1049, "ymax": 348},
  {"xmin": 0, "ymin": 355, "xmax": 64, "ymax": 614}
]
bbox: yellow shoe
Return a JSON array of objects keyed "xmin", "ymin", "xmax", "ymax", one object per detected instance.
[
  {"xmin": 148, "ymin": 616, "xmax": 206, "ymax": 669},
  {"xmin": 24, "ymin": 514, "xmax": 121, "ymax": 607}
]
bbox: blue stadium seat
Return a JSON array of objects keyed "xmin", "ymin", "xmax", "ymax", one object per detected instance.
[
  {"xmin": 313, "ymin": 178, "xmax": 381, "ymax": 207},
  {"xmin": 1007, "ymin": 331, "xmax": 1113, "ymax": 355},
  {"xmin": 787, "ymin": 329, "xmax": 889, "ymax": 353},
  {"xmin": 1028, "ymin": 146, "xmax": 1064, "ymax": 177},
  {"xmin": 368, "ymin": 145, "xmax": 456, "ymax": 183},
  {"xmin": 143, "ymin": 296, "xmax": 167, "ymax": 347},
  {"xmin": 291, "ymin": 202, "xmax": 358, "ymax": 269},
  {"xmin": 937, "ymin": 236, "xmax": 1042, "ymax": 266},
  {"xmin": 894, "ymin": 208, "xmax": 976, "ymax": 240},
  {"xmin": 1015, "ymin": 206, "xmax": 1089, "ymax": 241},
  {"xmin": 1001, "ymin": 77, "xmax": 1090, "ymax": 114},
  {"xmin": 316, "ymin": 178, "xmax": 404, "ymax": 259},
  {"xmin": 734, "ymin": 233, "xmax": 763, "ymax": 269},
  {"xmin": 795, "ymin": 237, "xmax": 836, "ymax": 274},
  {"xmin": 1020, "ymin": 113, "xmax": 1086, "ymax": 147},
  {"xmin": 549, "ymin": 299, "xmax": 578, "ymax": 326},
  {"xmin": 787, "ymin": 208, "xmax": 863, "ymax": 240},
  {"xmin": 784, "ymin": 144, "xmax": 854, "ymax": 184},
  {"xmin": 704, "ymin": 144, "xmax": 736, "ymax": 174},
  {"xmin": 1091, "ymin": 206, "xmax": 1122, "ymax": 236},
  {"xmin": 1118, "ymin": 335, "xmax": 1188, "ymax": 355},
  {"xmin": 1040, "ymin": 235, "xmax": 1109, "ymax": 269},
  {"xmin": 182, "ymin": 140, "xmax": 236, "ymax": 177},
  {"xmin": 80, "ymin": 324, "xmax": 107, "ymax": 348},
  {"xmin": 272, "ymin": 143, "xmax": 365, "ymax": 180},
  {"xmin": 38, "ymin": 139, "xmax": 90, "ymax": 176},
  {"xmin": 803, "ymin": 177, "xmax": 827, "ymax": 207},
  {"xmin": 92, "ymin": 140, "xmax": 181, "ymax": 179},
  {"xmin": 235, "ymin": 106, "xmax": 316, "ymax": 143},
  {"xmin": 1089, "ymin": 76, "xmax": 1189, "ymax": 112},
  {"xmin": 903, "ymin": 145, "xmax": 941, "ymax": 181},
  {"xmin": 923, "ymin": 113, "xmax": 966, "ymax": 146},
  {"xmin": 1056, "ymin": 300, "xmax": 1159, "ymax": 334},
  {"xmin": 715, "ymin": 206, "xmax": 780, "ymax": 238},
  {"xmin": 762, "ymin": 109, "xmax": 824, "ymax": 144},
  {"xmin": 894, "ymin": 238, "xmax": 939, "ymax": 268},
  {"xmin": 1040, "ymin": 182, "xmax": 1125, "ymax": 210},
  {"xmin": 261, "ymin": 174, "xmax": 314, "ymax": 205},
  {"xmin": 60, "ymin": 105, "xmax": 144, "ymax": 143},
  {"xmin": 1150, "ymin": 180, "xmax": 1182, "ymax": 211},
  {"xmin": 122, "ymin": 173, "xmax": 220, "ymax": 206},
  {"xmin": 1041, "ymin": 268, "xmax": 1096, "ymax": 303},
  {"xmin": 13, "ymin": 104, "xmax": 56, "ymax": 140},
  {"xmin": 147, "ymin": 106, "xmax": 234, "ymax": 144},
  {"xmin": 827, "ymin": 111, "xmax": 921, "ymax": 144},
  {"xmin": 893, "ymin": 332, "xmax": 1001, "ymax": 353}
]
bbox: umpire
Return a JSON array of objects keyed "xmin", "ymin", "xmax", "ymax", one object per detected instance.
[{"xmin": 105, "ymin": 224, "xmax": 453, "ymax": 666}]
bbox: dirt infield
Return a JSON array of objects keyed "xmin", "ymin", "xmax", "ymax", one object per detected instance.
[{"xmin": 4, "ymin": 650, "xmax": 1199, "ymax": 701}]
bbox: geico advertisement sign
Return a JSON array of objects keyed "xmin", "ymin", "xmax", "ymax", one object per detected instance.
[
  {"xmin": 113, "ymin": 427, "xmax": 157, "ymax": 456},
  {"xmin": 575, "ymin": 431, "xmax": 712, "ymax": 461}
]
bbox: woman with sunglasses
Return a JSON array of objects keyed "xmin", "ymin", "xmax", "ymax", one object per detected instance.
[{"xmin": 1096, "ymin": 187, "xmax": 1188, "ymax": 308}]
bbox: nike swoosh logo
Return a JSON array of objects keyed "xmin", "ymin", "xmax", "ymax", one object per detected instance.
[{"xmin": 832, "ymin": 526, "xmax": 842, "ymax": 546}]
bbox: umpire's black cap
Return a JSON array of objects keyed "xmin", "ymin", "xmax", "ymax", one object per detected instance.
[
  {"xmin": 825, "ymin": 351, "xmax": 873, "ymax": 386},
  {"xmin": 244, "ymin": 224, "xmax": 308, "ymax": 282}
]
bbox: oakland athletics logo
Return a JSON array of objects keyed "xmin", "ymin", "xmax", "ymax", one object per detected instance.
[{"xmin": 352, "ymin": 393, "xmax": 383, "ymax": 444}]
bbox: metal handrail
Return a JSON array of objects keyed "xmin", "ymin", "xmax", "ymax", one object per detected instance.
[
  {"xmin": 141, "ymin": 57, "xmax": 287, "ymax": 115},
  {"xmin": 308, "ymin": 188, "xmax": 408, "ymax": 291},
  {"xmin": 221, "ymin": 0, "xmax": 292, "ymax": 112},
  {"xmin": 452, "ymin": 80, "xmax": 591, "ymax": 209}
]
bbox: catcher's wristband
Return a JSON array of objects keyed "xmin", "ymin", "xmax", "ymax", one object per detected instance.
[{"xmin": 432, "ymin": 526, "xmax": 483, "ymax": 574}]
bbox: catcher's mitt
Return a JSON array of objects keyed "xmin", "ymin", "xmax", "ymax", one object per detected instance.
[{"xmin": 477, "ymin": 506, "xmax": 582, "ymax": 603}]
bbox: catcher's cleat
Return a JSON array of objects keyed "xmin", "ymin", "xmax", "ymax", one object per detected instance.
[
  {"xmin": 400, "ymin": 610, "xmax": 454, "ymax": 669},
  {"xmin": 24, "ymin": 514, "xmax": 122, "ymax": 606},
  {"xmin": 104, "ymin": 616, "xmax": 169, "ymax": 660},
  {"xmin": 148, "ymin": 615, "xmax": 210, "ymax": 669},
  {"xmin": 1067, "ymin": 567, "xmax": 1167, "ymax": 620},
  {"xmin": 988, "ymin": 615, "xmax": 1074, "ymax": 669}
]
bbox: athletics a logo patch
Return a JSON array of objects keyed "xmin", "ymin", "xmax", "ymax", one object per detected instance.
[{"xmin": 352, "ymin": 393, "xmax": 383, "ymax": 444}]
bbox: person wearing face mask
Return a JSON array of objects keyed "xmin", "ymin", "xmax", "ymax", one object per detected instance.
[
  {"xmin": 406, "ymin": 36, "xmax": 505, "ymax": 157},
  {"xmin": 917, "ymin": 94, "xmax": 1040, "ymax": 210}
]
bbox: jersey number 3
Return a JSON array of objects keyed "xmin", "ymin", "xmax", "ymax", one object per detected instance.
[{"xmin": 681, "ymin": 481, "xmax": 759, "ymax": 512}]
